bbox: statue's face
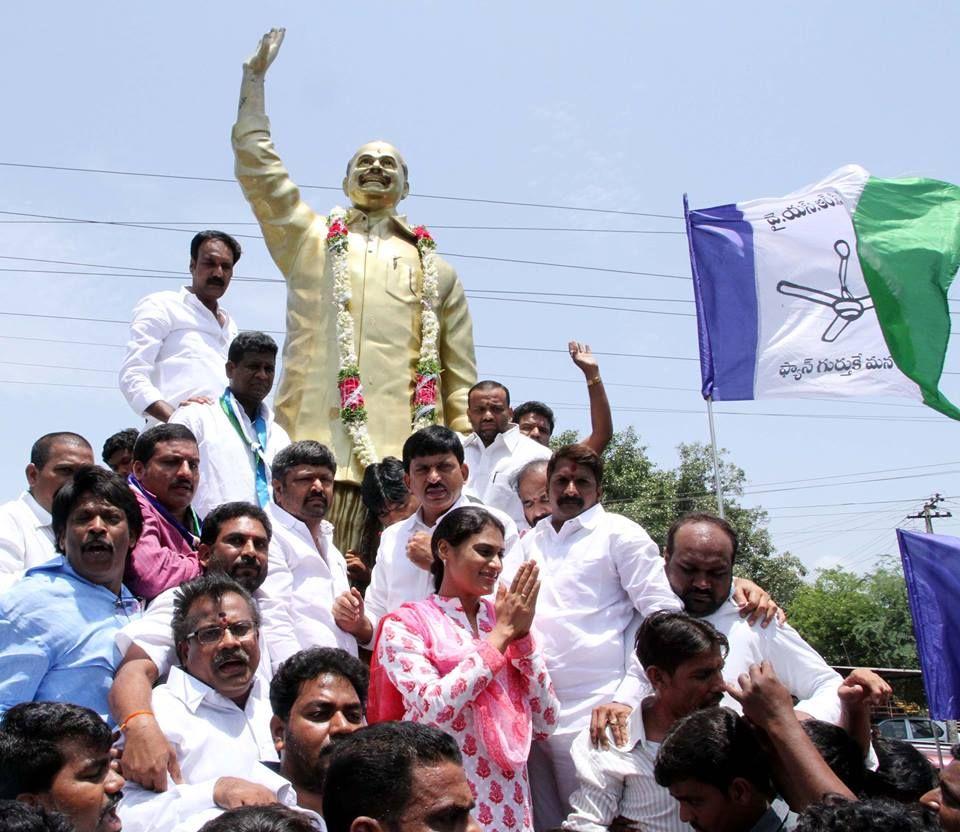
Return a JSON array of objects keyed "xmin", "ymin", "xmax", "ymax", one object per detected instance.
[{"xmin": 342, "ymin": 141, "xmax": 409, "ymax": 211}]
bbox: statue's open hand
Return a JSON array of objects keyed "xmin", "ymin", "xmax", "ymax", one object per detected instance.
[{"xmin": 245, "ymin": 28, "xmax": 285, "ymax": 76}]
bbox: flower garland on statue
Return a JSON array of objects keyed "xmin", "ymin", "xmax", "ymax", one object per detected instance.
[{"xmin": 327, "ymin": 207, "xmax": 442, "ymax": 470}]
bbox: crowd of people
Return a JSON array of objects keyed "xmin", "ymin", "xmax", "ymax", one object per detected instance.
[{"xmin": 0, "ymin": 228, "xmax": 956, "ymax": 832}]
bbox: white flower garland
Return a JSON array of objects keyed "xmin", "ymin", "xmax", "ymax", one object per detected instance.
[{"xmin": 326, "ymin": 207, "xmax": 442, "ymax": 470}]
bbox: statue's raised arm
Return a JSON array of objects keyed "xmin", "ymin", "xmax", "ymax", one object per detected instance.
[
  {"xmin": 238, "ymin": 27, "xmax": 285, "ymax": 118},
  {"xmin": 231, "ymin": 27, "xmax": 477, "ymax": 556}
]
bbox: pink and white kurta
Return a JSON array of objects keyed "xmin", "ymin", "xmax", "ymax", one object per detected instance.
[{"xmin": 376, "ymin": 594, "xmax": 559, "ymax": 832}]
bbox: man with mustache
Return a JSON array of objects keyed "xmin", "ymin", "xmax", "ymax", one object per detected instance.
[
  {"xmin": 121, "ymin": 646, "xmax": 368, "ymax": 832},
  {"xmin": 120, "ymin": 231, "xmax": 241, "ymax": 424},
  {"xmin": 461, "ymin": 380, "xmax": 551, "ymax": 527},
  {"xmin": 233, "ymin": 30, "xmax": 477, "ymax": 555},
  {"xmin": 118, "ymin": 575, "xmax": 279, "ymax": 832},
  {"xmin": 109, "ymin": 502, "xmax": 293, "ymax": 792},
  {"xmin": 0, "ymin": 466, "xmax": 142, "ymax": 721},
  {"xmin": 605, "ymin": 513, "xmax": 843, "ymax": 733},
  {"xmin": 125, "ymin": 424, "xmax": 203, "ymax": 602},
  {"xmin": 260, "ymin": 442, "xmax": 359, "ymax": 657},
  {"xmin": 0, "ymin": 702, "xmax": 125, "ymax": 832},
  {"xmin": 519, "ymin": 443, "xmax": 682, "ymax": 830},
  {"xmin": 170, "ymin": 332, "xmax": 291, "ymax": 518},
  {"xmin": 564, "ymin": 612, "xmax": 728, "ymax": 832},
  {"xmin": 0, "ymin": 432, "xmax": 95, "ymax": 591},
  {"xmin": 332, "ymin": 425, "xmax": 519, "ymax": 647}
]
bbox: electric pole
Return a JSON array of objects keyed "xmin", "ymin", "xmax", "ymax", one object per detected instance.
[{"xmin": 907, "ymin": 493, "xmax": 952, "ymax": 534}]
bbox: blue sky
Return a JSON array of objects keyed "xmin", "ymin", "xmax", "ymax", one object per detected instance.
[{"xmin": 3, "ymin": 2, "xmax": 959, "ymax": 574}]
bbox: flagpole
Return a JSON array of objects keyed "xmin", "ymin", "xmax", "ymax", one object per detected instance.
[{"xmin": 706, "ymin": 396, "xmax": 725, "ymax": 520}]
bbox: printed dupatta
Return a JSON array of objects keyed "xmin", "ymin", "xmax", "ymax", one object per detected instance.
[{"xmin": 368, "ymin": 596, "xmax": 534, "ymax": 772}]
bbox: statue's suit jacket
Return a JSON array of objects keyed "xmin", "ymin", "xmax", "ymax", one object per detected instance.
[{"xmin": 233, "ymin": 114, "xmax": 478, "ymax": 484}]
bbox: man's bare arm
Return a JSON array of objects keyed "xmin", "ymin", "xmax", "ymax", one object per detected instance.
[
  {"xmin": 144, "ymin": 402, "xmax": 175, "ymax": 423},
  {"xmin": 108, "ymin": 646, "xmax": 182, "ymax": 792},
  {"xmin": 726, "ymin": 662, "xmax": 856, "ymax": 811},
  {"xmin": 569, "ymin": 341, "xmax": 612, "ymax": 455}
]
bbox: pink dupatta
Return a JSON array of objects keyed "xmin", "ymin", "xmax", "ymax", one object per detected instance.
[{"xmin": 368, "ymin": 596, "xmax": 533, "ymax": 772}]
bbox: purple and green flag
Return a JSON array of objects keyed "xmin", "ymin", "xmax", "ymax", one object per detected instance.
[{"xmin": 686, "ymin": 165, "xmax": 960, "ymax": 419}]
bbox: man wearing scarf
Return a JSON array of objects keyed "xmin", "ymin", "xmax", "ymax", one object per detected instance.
[{"xmin": 171, "ymin": 332, "xmax": 291, "ymax": 517}]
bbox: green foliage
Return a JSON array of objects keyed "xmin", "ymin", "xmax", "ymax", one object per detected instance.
[
  {"xmin": 789, "ymin": 557, "xmax": 919, "ymax": 669},
  {"xmin": 548, "ymin": 427, "xmax": 919, "ymax": 675}
]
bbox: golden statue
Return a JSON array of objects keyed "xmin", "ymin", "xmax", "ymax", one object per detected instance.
[{"xmin": 233, "ymin": 29, "xmax": 477, "ymax": 550}]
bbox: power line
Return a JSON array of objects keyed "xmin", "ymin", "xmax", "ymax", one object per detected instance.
[
  {"xmin": 0, "ymin": 218, "xmax": 688, "ymax": 235},
  {"xmin": 466, "ymin": 295, "xmax": 695, "ymax": 316},
  {"xmin": 0, "ymin": 369, "xmax": 944, "ymax": 424},
  {"xmin": 0, "ymin": 266, "xmax": 696, "ymax": 317},
  {"xmin": 0, "ymin": 210, "xmax": 691, "ymax": 281},
  {"xmin": 0, "ymin": 255, "xmax": 697, "ymax": 304},
  {"xmin": 603, "ymin": 468, "xmax": 960, "ymax": 505},
  {"xmin": 0, "ymin": 160, "xmax": 685, "ymax": 219},
  {"xmin": 552, "ymin": 403, "xmax": 941, "ymax": 422}
]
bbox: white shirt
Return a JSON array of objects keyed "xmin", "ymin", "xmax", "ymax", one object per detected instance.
[
  {"xmin": 521, "ymin": 504, "xmax": 682, "ymax": 732},
  {"xmin": 614, "ymin": 594, "xmax": 843, "ymax": 723},
  {"xmin": 259, "ymin": 503, "xmax": 357, "ymax": 659},
  {"xmin": 118, "ymin": 666, "xmax": 278, "ymax": 832},
  {"xmin": 169, "ymin": 397, "xmax": 291, "ymax": 517},
  {"xmin": 114, "ymin": 583, "xmax": 284, "ymax": 678},
  {"xmin": 363, "ymin": 494, "xmax": 522, "ymax": 645},
  {"xmin": 0, "ymin": 492, "xmax": 56, "ymax": 592},
  {"xmin": 564, "ymin": 703, "xmax": 690, "ymax": 832},
  {"xmin": 461, "ymin": 425, "xmax": 551, "ymax": 527},
  {"xmin": 119, "ymin": 287, "xmax": 238, "ymax": 417},
  {"xmin": 167, "ymin": 772, "xmax": 326, "ymax": 832}
]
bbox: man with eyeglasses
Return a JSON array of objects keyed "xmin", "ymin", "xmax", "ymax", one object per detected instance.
[
  {"xmin": 118, "ymin": 574, "xmax": 278, "ymax": 831},
  {"xmin": 109, "ymin": 502, "xmax": 295, "ymax": 794}
]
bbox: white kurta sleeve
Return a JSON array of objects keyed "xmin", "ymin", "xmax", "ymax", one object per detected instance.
[
  {"xmin": 757, "ymin": 622, "xmax": 843, "ymax": 723},
  {"xmin": 120, "ymin": 295, "xmax": 172, "ymax": 415},
  {"xmin": 610, "ymin": 524, "xmax": 683, "ymax": 617}
]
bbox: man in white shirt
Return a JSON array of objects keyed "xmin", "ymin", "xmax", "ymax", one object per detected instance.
[
  {"xmin": 110, "ymin": 502, "xmax": 290, "ymax": 792},
  {"xmin": 0, "ymin": 432, "xmax": 94, "ymax": 591},
  {"xmin": 521, "ymin": 443, "xmax": 682, "ymax": 830},
  {"xmin": 119, "ymin": 230, "xmax": 241, "ymax": 423},
  {"xmin": 564, "ymin": 612, "xmax": 728, "ymax": 832},
  {"xmin": 117, "ymin": 574, "xmax": 278, "ymax": 832},
  {"xmin": 608, "ymin": 513, "xmax": 843, "ymax": 725},
  {"xmin": 460, "ymin": 381, "xmax": 551, "ymax": 527},
  {"xmin": 332, "ymin": 425, "xmax": 520, "ymax": 647},
  {"xmin": 260, "ymin": 442, "xmax": 358, "ymax": 658},
  {"xmin": 170, "ymin": 332, "xmax": 291, "ymax": 517},
  {"xmin": 136, "ymin": 646, "xmax": 370, "ymax": 832}
]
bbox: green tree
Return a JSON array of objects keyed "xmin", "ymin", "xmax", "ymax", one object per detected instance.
[{"xmin": 789, "ymin": 558, "xmax": 918, "ymax": 669}]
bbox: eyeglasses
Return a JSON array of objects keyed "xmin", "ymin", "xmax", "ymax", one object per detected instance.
[{"xmin": 185, "ymin": 619, "xmax": 258, "ymax": 646}]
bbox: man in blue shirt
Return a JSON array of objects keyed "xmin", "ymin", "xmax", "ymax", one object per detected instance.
[{"xmin": 0, "ymin": 466, "xmax": 143, "ymax": 722}]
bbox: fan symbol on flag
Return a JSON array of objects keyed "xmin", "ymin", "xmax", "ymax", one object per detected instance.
[{"xmin": 776, "ymin": 239, "xmax": 875, "ymax": 343}]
